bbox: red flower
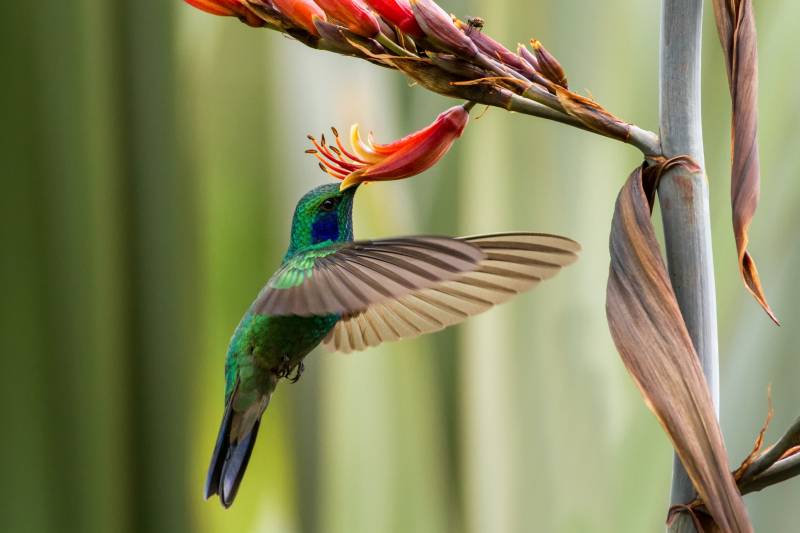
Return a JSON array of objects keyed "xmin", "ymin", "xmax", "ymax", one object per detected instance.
[
  {"xmin": 308, "ymin": 104, "xmax": 470, "ymax": 189},
  {"xmin": 364, "ymin": 0, "xmax": 423, "ymax": 37},
  {"xmin": 271, "ymin": 0, "xmax": 328, "ymax": 35},
  {"xmin": 315, "ymin": 0, "xmax": 381, "ymax": 37},
  {"xmin": 184, "ymin": 0, "xmax": 266, "ymax": 27}
]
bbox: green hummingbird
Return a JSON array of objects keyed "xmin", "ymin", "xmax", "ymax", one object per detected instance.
[{"xmin": 205, "ymin": 182, "xmax": 580, "ymax": 507}]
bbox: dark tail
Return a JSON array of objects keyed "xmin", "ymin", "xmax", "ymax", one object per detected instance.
[{"xmin": 204, "ymin": 391, "xmax": 262, "ymax": 508}]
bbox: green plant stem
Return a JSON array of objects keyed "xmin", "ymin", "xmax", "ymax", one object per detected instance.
[
  {"xmin": 376, "ymin": 33, "xmax": 417, "ymax": 58},
  {"xmin": 502, "ymin": 94, "xmax": 661, "ymax": 155},
  {"xmin": 659, "ymin": 1, "xmax": 720, "ymax": 531},
  {"xmin": 741, "ymin": 416, "xmax": 800, "ymax": 483},
  {"xmin": 741, "ymin": 453, "xmax": 800, "ymax": 495}
]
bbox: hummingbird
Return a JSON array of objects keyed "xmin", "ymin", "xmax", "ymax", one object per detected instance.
[{"xmin": 205, "ymin": 182, "xmax": 580, "ymax": 507}]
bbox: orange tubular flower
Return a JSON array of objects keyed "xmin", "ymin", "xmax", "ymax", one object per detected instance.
[
  {"xmin": 271, "ymin": 0, "xmax": 328, "ymax": 35},
  {"xmin": 315, "ymin": 0, "xmax": 381, "ymax": 37},
  {"xmin": 307, "ymin": 104, "xmax": 470, "ymax": 189},
  {"xmin": 364, "ymin": 0, "xmax": 423, "ymax": 37},
  {"xmin": 184, "ymin": 0, "xmax": 266, "ymax": 27}
]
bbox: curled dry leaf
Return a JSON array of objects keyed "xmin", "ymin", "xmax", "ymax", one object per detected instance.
[
  {"xmin": 780, "ymin": 446, "xmax": 800, "ymax": 461},
  {"xmin": 554, "ymin": 87, "xmax": 629, "ymax": 142},
  {"xmin": 606, "ymin": 160, "xmax": 752, "ymax": 532},
  {"xmin": 732, "ymin": 391, "xmax": 773, "ymax": 482},
  {"xmin": 711, "ymin": 0, "xmax": 777, "ymax": 323},
  {"xmin": 681, "ymin": 414, "xmax": 800, "ymax": 509},
  {"xmin": 740, "ymin": 414, "xmax": 800, "ymax": 485}
]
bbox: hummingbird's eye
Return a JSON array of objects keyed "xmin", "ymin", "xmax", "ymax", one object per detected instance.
[{"xmin": 320, "ymin": 198, "xmax": 337, "ymax": 212}]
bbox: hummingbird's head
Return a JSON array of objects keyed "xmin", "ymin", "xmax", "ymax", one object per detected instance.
[{"xmin": 285, "ymin": 183, "xmax": 359, "ymax": 257}]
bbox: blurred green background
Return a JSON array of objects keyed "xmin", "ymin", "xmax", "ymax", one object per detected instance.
[{"xmin": 3, "ymin": 1, "xmax": 799, "ymax": 532}]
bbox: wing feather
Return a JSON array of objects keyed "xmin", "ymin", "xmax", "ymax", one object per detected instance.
[
  {"xmin": 253, "ymin": 236, "xmax": 485, "ymax": 317},
  {"xmin": 324, "ymin": 233, "xmax": 580, "ymax": 353}
]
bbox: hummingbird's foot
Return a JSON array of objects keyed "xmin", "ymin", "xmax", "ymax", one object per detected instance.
[
  {"xmin": 276, "ymin": 356, "xmax": 305, "ymax": 383},
  {"xmin": 289, "ymin": 361, "xmax": 305, "ymax": 383}
]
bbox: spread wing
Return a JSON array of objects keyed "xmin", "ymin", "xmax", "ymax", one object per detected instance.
[
  {"xmin": 322, "ymin": 233, "xmax": 580, "ymax": 353},
  {"xmin": 251, "ymin": 236, "xmax": 486, "ymax": 317}
]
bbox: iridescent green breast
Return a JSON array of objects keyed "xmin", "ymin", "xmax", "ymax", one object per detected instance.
[
  {"xmin": 221, "ymin": 183, "xmax": 357, "ymax": 402},
  {"xmin": 224, "ymin": 311, "xmax": 339, "ymax": 400}
]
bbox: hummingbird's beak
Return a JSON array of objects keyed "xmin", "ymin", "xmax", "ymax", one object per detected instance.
[{"xmin": 339, "ymin": 171, "xmax": 365, "ymax": 191}]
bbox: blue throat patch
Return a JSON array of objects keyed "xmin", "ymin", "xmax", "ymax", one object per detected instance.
[{"xmin": 311, "ymin": 212, "xmax": 340, "ymax": 244}]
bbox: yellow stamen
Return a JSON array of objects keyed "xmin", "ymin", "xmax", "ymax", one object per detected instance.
[{"xmin": 349, "ymin": 124, "xmax": 382, "ymax": 163}]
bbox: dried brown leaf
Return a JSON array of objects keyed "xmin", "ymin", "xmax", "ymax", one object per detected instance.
[
  {"xmin": 667, "ymin": 504, "xmax": 717, "ymax": 533},
  {"xmin": 780, "ymin": 446, "xmax": 800, "ymax": 461},
  {"xmin": 607, "ymin": 162, "xmax": 752, "ymax": 532},
  {"xmin": 554, "ymin": 87, "xmax": 629, "ymax": 142},
  {"xmin": 711, "ymin": 0, "xmax": 777, "ymax": 323},
  {"xmin": 733, "ymin": 386, "xmax": 773, "ymax": 481}
]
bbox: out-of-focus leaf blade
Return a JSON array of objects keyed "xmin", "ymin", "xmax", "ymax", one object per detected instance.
[
  {"xmin": 606, "ymin": 162, "xmax": 752, "ymax": 532},
  {"xmin": 711, "ymin": 0, "xmax": 777, "ymax": 323}
]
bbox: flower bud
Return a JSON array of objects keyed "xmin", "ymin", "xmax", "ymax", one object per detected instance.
[
  {"xmin": 517, "ymin": 43, "xmax": 540, "ymax": 71},
  {"xmin": 271, "ymin": 0, "xmax": 328, "ymax": 35},
  {"xmin": 316, "ymin": 0, "xmax": 381, "ymax": 37},
  {"xmin": 184, "ymin": 0, "xmax": 266, "ymax": 27},
  {"xmin": 314, "ymin": 17, "xmax": 386, "ymax": 55},
  {"xmin": 531, "ymin": 39, "xmax": 568, "ymax": 88},
  {"xmin": 410, "ymin": 0, "xmax": 478, "ymax": 58},
  {"xmin": 426, "ymin": 52, "xmax": 489, "ymax": 79},
  {"xmin": 365, "ymin": 0, "xmax": 424, "ymax": 37},
  {"xmin": 453, "ymin": 19, "xmax": 538, "ymax": 81}
]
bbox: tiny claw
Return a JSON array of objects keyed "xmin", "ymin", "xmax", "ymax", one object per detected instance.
[{"xmin": 289, "ymin": 361, "xmax": 305, "ymax": 383}]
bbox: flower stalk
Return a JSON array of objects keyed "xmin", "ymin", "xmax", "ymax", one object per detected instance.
[{"xmin": 182, "ymin": 0, "xmax": 661, "ymax": 157}]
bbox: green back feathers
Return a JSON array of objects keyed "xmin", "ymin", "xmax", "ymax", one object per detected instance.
[{"xmin": 270, "ymin": 246, "xmax": 341, "ymax": 289}]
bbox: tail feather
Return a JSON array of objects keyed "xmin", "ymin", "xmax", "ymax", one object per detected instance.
[
  {"xmin": 204, "ymin": 393, "xmax": 233, "ymax": 501},
  {"xmin": 218, "ymin": 420, "xmax": 260, "ymax": 507},
  {"xmin": 204, "ymin": 386, "xmax": 263, "ymax": 508}
]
